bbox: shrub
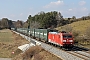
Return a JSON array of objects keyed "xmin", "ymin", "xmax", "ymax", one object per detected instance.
[
  {"xmin": 22, "ymin": 46, "xmax": 44, "ymax": 60},
  {"xmin": 72, "ymin": 30, "xmax": 80, "ymax": 44},
  {"xmin": 85, "ymin": 26, "xmax": 90, "ymax": 39}
]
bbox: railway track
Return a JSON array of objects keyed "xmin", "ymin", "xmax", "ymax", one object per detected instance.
[
  {"xmin": 66, "ymin": 45, "xmax": 90, "ymax": 60},
  {"xmin": 66, "ymin": 51, "xmax": 90, "ymax": 60},
  {"xmin": 48, "ymin": 43, "xmax": 90, "ymax": 60},
  {"xmin": 66, "ymin": 47, "xmax": 90, "ymax": 60},
  {"xmin": 13, "ymin": 31, "xmax": 90, "ymax": 60}
]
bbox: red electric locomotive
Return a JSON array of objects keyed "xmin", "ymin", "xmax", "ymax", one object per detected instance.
[{"xmin": 48, "ymin": 32, "xmax": 74, "ymax": 48}]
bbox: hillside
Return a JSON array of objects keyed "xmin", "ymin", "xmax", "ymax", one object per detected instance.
[
  {"xmin": 70, "ymin": 20, "xmax": 90, "ymax": 35},
  {"xmin": 57, "ymin": 20, "xmax": 90, "ymax": 36}
]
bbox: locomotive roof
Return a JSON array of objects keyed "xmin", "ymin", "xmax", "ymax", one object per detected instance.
[{"xmin": 49, "ymin": 32, "xmax": 58, "ymax": 34}]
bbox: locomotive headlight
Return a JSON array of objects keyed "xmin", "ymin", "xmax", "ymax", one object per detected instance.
[
  {"xmin": 63, "ymin": 40, "xmax": 66, "ymax": 42},
  {"xmin": 69, "ymin": 40, "xmax": 73, "ymax": 42}
]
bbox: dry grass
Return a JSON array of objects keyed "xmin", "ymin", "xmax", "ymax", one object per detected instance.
[
  {"xmin": 0, "ymin": 29, "xmax": 29, "ymax": 58},
  {"xmin": 70, "ymin": 20, "xmax": 90, "ymax": 35},
  {"xmin": 0, "ymin": 29, "xmax": 62, "ymax": 60},
  {"xmin": 56, "ymin": 20, "xmax": 90, "ymax": 35},
  {"xmin": 22, "ymin": 46, "xmax": 44, "ymax": 60},
  {"xmin": 0, "ymin": 29, "xmax": 13, "ymax": 42},
  {"xmin": 12, "ymin": 46, "xmax": 61, "ymax": 60}
]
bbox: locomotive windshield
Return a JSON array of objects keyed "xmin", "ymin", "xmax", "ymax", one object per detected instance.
[{"xmin": 63, "ymin": 35, "xmax": 72, "ymax": 38}]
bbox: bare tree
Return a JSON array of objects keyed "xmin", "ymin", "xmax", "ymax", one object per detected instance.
[
  {"xmin": 14, "ymin": 20, "xmax": 23, "ymax": 28},
  {"xmin": 56, "ymin": 12, "xmax": 64, "ymax": 27},
  {"xmin": 72, "ymin": 16, "xmax": 76, "ymax": 19},
  {"xmin": 23, "ymin": 22, "xmax": 28, "ymax": 28},
  {"xmin": 56, "ymin": 12, "xmax": 63, "ymax": 20},
  {"xmin": 31, "ymin": 21, "xmax": 40, "ymax": 28},
  {"xmin": 1, "ymin": 18, "xmax": 9, "ymax": 28}
]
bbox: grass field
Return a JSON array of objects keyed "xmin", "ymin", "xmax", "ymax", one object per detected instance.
[
  {"xmin": 70, "ymin": 20, "xmax": 90, "ymax": 35},
  {"xmin": 0, "ymin": 29, "xmax": 13, "ymax": 43},
  {"xmin": 0, "ymin": 29, "xmax": 29, "ymax": 58},
  {"xmin": 56, "ymin": 20, "xmax": 90, "ymax": 35}
]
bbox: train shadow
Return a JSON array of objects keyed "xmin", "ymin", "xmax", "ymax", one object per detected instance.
[{"xmin": 66, "ymin": 45, "xmax": 89, "ymax": 51}]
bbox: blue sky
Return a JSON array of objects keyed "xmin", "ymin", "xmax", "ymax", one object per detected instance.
[{"xmin": 0, "ymin": 0, "xmax": 90, "ymax": 21}]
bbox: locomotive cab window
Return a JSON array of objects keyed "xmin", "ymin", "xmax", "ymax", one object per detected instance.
[{"xmin": 63, "ymin": 35, "xmax": 72, "ymax": 38}]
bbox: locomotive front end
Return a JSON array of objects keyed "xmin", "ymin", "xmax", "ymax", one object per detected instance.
[{"xmin": 62, "ymin": 33, "xmax": 74, "ymax": 48}]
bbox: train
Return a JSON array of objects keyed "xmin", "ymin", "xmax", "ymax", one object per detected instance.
[{"xmin": 11, "ymin": 28, "xmax": 74, "ymax": 48}]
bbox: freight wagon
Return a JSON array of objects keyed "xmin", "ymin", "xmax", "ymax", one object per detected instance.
[
  {"xmin": 11, "ymin": 28, "xmax": 74, "ymax": 48},
  {"xmin": 29, "ymin": 29, "xmax": 58, "ymax": 42}
]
